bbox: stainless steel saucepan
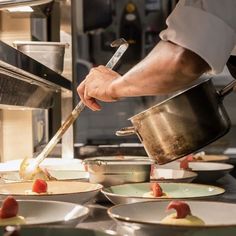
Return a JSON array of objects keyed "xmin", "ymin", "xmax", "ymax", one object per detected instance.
[{"xmin": 116, "ymin": 79, "xmax": 236, "ymax": 164}]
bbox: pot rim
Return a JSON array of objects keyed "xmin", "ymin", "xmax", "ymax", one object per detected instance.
[{"xmin": 128, "ymin": 78, "xmax": 211, "ymax": 121}]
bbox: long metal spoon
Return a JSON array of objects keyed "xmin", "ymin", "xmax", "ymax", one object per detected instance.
[{"xmin": 19, "ymin": 38, "xmax": 129, "ymax": 180}]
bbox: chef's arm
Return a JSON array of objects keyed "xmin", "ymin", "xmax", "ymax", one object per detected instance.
[{"xmin": 109, "ymin": 40, "xmax": 210, "ymax": 98}]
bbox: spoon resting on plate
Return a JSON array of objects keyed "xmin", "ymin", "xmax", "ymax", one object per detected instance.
[{"xmin": 19, "ymin": 38, "xmax": 129, "ymax": 181}]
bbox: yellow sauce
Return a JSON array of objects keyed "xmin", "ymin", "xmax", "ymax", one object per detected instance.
[
  {"xmin": 142, "ymin": 191, "xmax": 169, "ymax": 198},
  {"xmin": 0, "ymin": 216, "xmax": 26, "ymax": 226},
  {"xmin": 160, "ymin": 213, "xmax": 205, "ymax": 225}
]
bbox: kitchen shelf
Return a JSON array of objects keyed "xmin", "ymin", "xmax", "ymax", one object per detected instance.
[
  {"xmin": 0, "ymin": 0, "xmax": 52, "ymax": 9},
  {"xmin": 0, "ymin": 40, "xmax": 72, "ymax": 109}
]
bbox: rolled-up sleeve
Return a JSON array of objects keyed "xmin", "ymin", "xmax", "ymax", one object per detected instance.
[{"xmin": 160, "ymin": 0, "xmax": 236, "ymax": 74}]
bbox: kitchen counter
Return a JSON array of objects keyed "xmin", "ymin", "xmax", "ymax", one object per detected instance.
[{"xmin": 78, "ymin": 173, "xmax": 236, "ymax": 233}]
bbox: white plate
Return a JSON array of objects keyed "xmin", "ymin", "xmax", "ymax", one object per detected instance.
[
  {"xmin": 0, "ymin": 199, "xmax": 89, "ymax": 226},
  {"xmin": 0, "ymin": 181, "xmax": 102, "ymax": 204},
  {"xmin": 109, "ymin": 200, "xmax": 236, "ymax": 236},
  {"xmin": 0, "ymin": 158, "xmax": 85, "ymax": 173},
  {"xmin": 151, "ymin": 168, "xmax": 197, "ymax": 183},
  {"xmin": 188, "ymin": 162, "xmax": 234, "ymax": 182},
  {"xmin": 156, "ymin": 161, "xmax": 234, "ymax": 182}
]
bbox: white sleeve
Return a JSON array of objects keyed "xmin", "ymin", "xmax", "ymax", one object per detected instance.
[{"xmin": 160, "ymin": 0, "xmax": 236, "ymax": 74}]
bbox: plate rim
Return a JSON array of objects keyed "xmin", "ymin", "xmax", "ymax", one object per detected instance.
[
  {"xmin": 0, "ymin": 199, "xmax": 89, "ymax": 225},
  {"xmin": 189, "ymin": 162, "xmax": 234, "ymax": 172},
  {"xmin": 0, "ymin": 181, "xmax": 103, "ymax": 196}
]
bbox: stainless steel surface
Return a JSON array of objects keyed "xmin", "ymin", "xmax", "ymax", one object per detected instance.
[
  {"xmin": 14, "ymin": 41, "xmax": 69, "ymax": 75},
  {"xmin": 83, "ymin": 156, "xmax": 151, "ymax": 187},
  {"xmin": 0, "ymin": 60, "xmax": 55, "ymax": 109},
  {"xmin": 116, "ymin": 79, "xmax": 236, "ymax": 165},
  {"xmin": 19, "ymin": 38, "xmax": 129, "ymax": 180},
  {"xmin": 0, "ymin": 0, "xmax": 52, "ymax": 9},
  {"xmin": 0, "ymin": 40, "xmax": 71, "ymax": 109}
]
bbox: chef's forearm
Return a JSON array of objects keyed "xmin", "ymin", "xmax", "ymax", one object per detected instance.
[{"xmin": 109, "ymin": 41, "xmax": 210, "ymax": 97}]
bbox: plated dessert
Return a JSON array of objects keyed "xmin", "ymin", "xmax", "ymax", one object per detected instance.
[
  {"xmin": 108, "ymin": 200, "xmax": 236, "ymax": 236},
  {"xmin": 0, "ymin": 180, "xmax": 102, "ymax": 204},
  {"xmin": 160, "ymin": 200, "xmax": 204, "ymax": 226},
  {"xmin": 101, "ymin": 182, "xmax": 225, "ymax": 205}
]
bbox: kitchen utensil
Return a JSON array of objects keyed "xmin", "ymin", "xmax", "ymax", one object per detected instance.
[
  {"xmin": 83, "ymin": 156, "xmax": 152, "ymax": 186},
  {"xmin": 19, "ymin": 38, "xmax": 129, "ymax": 181},
  {"xmin": 0, "ymin": 181, "xmax": 102, "ymax": 204},
  {"xmin": 0, "ymin": 158, "xmax": 84, "ymax": 174},
  {"xmin": 151, "ymin": 168, "xmax": 197, "ymax": 183},
  {"xmin": 0, "ymin": 199, "xmax": 89, "ymax": 227},
  {"xmin": 101, "ymin": 182, "xmax": 225, "ymax": 205},
  {"xmin": 116, "ymin": 79, "xmax": 236, "ymax": 164},
  {"xmin": 108, "ymin": 200, "xmax": 236, "ymax": 236}
]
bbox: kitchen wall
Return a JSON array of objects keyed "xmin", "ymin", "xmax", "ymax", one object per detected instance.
[{"xmin": 0, "ymin": 10, "xmax": 34, "ymax": 162}]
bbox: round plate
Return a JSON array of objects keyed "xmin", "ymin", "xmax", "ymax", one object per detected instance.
[
  {"xmin": 156, "ymin": 161, "xmax": 234, "ymax": 183},
  {"xmin": 0, "ymin": 158, "xmax": 85, "ymax": 173},
  {"xmin": 101, "ymin": 182, "xmax": 225, "ymax": 205},
  {"xmin": 151, "ymin": 168, "xmax": 197, "ymax": 183},
  {"xmin": 0, "ymin": 226, "xmax": 116, "ymax": 236},
  {"xmin": 108, "ymin": 200, "xmax": 236, "ymax": 236},
  {"xmin": 0, "ymin": 181, "xmax": 102, "ymax": 204},
  {"xmin": 189, "ymin": 162, "xmax": 234, "ymax": 183},
  {"xmin": 0, "ymin": 199, "xmax": 88, "ymax": 226}
]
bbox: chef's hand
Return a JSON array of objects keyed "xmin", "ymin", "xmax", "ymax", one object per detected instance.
[{"xmin": 77, "ymin": 65, "xmax": 121, "ymax": 111}]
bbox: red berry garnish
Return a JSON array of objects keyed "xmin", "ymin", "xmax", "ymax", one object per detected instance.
[
  {"xmin": 151, "ymin": 182, "xmax": 163, "ymax": 197},
  {"xmin": 167, "ymin": 200, "xmax": 191, "ymax": 218},
  {"xmin": 32, "ymin": 179, "xmax": 48, "ymax": 193},
  {"xmin": 0, "ymin": 196, "xmax": 18, "ymax": 219}
]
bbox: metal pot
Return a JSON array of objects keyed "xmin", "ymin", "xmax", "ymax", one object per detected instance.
[
  {"xmin": 116, "ymin": 79, "xmax": 236, "ymax": 165},
  {"xmin": 83, "ymin": 156, "xmax": 152, "ymax": 187}
]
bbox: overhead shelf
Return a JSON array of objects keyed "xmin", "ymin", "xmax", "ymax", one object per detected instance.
[
  {"xmin": 0, "ymin": 40, "xmax": 72, "ymax": 109},
  {"xmin": 0, "ymin": 0, "xmax": 52, "ymax": 9}
]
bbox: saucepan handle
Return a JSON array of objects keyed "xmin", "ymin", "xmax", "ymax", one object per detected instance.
[
  {"xmin": 116, "ymin": 126, "xmax": 136, "ymax": 136},
  {"xmin": 218, "ymin": 80, "xmax": 236, "ymax": 98}
]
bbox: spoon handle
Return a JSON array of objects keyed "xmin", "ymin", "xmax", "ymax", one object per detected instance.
[{"xmin": 34, "ymin": 39, "xmax": 129, "ymax": 166}]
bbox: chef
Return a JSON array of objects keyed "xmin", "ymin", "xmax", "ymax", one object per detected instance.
[{"xmin": 77, "ymin": 0, "xmax": 236, "ymax": 111}]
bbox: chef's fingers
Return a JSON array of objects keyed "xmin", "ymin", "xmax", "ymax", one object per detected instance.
[
  {"xmin": 96, "ymin": 65, "xmax": 109, "ymax": 72},
  {"xmin": 84, "ymin": 86, "xmax": 101, "ymax": 111},
  {"xmin": 84, "ymin": 97, "xmax": 102, "ymax": 111}
]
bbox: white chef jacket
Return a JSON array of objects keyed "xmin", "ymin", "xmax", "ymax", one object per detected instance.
[{"xmin": 160, "ymin": 0, "xmax": 236, "ymax": 74}]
